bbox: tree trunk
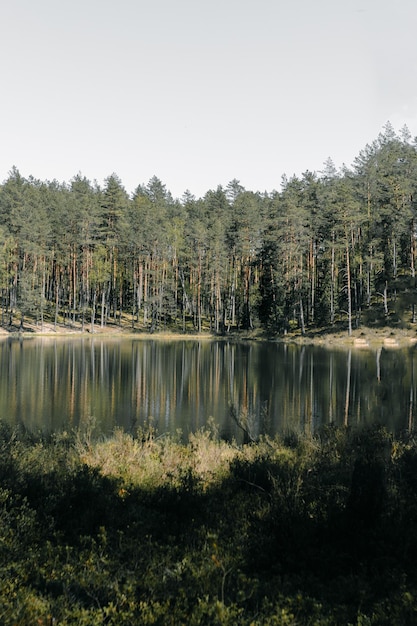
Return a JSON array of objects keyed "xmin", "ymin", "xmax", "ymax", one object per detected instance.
[
  {"xmin": 72, "ymin": 250, "xmax": 77, "ymax": 324},
  {"xmin": 310, "ymin": 239, "xmax": 315, "ymax": 324},
  {"xmin": 299, "ymin": 297, "xmax": 305, "ymax": 336},
  {"xmin": 346, "ymin": 242, "xmax": 352, "ymax": 336},
  {"xmin": 39, "ymin": 258, "xmax": 45, "ymax": 331},
  {"xmin": 197, "ymin": 257, "xmax": 202, "ymax": 333},
  {"xmin": 330, "ymin": 232, "xmax": 335, "ymax": 325},
  {"xmin": 383, "ymin": 281, "xmax": 388, "ymax": 317},
  {"xmin": 91, "ymin": 289, "xmax": 96, "ymax": 333},
  {"xmin": 101, "ymin": 288, "xmax": 106, "ymax": 328},
  {"xmin": 54, "ymin": 275, "xmax": 59, "ymax": 331}
]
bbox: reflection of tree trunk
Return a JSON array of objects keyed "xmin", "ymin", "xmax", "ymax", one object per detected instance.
[
  {"xmin": 329, "ymin": 353, "xmax": 334, "ymax": 423},
  {"xmin": 299, "ymin": 346, "xmax": 305, "ymax": 385},
  {"xmin": 298, "ymin": 346, "xmax": 305, "ymax": 430},
  {"xmin": 309, "ymin": 350, "xmax": 314, "ymax": 433},
  {"xmin": 409, "ymin": 354, "xmax": 414, "ymax": 432},
  {"xmin": 344, "ymin": 350, "xmax": 351, "ymax": 426},
  {"xmin": 376, "ymin": 348, "xmax": 381, "ymax": 383}
]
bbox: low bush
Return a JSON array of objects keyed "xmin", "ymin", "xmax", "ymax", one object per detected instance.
[{"xmin": 1, "ymin": 422, "xmax": 417, "ymax": 624}]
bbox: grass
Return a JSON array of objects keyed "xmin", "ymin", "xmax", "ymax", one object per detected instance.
[{"xmin": 1, "ymin": 422, "xmax": 417, "ymax": 624}]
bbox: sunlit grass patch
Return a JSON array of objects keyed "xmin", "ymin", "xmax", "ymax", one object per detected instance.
[{"xmin": 77, "ymin": 424, "xmax": 237, "ymax": 491}]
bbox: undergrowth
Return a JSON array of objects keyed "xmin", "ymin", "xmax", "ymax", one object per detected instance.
[{"xmin": 1, "ymin": 421, "xmax": 417, "ymax": 624}]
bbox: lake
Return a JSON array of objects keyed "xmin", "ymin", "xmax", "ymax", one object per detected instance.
[{"xmin": 0, "ymin": 337, "xmax": 415, "ymax": 440}]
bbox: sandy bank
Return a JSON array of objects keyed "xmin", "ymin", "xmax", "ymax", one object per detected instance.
[{"xmin": 1, "ymin": 321, "xmax": 417, "ymax": 349}]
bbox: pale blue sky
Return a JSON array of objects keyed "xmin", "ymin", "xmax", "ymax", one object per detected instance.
[{"xmin": 1, "ymin": 0, "xmax": 416, "ymax": 198}]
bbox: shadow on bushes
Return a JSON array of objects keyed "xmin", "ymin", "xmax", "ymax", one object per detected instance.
[{"xmin": 1, "ymin": 422, "xmax": 417, "ymax": 624}]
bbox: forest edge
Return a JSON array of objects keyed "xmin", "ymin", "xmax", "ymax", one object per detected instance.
[{"xmin": 1, "ymin": 317, "xmax": 417, "ymax": 349}]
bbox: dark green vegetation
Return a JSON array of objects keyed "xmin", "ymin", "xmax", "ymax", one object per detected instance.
[
  {"xmin": 2, "ymin": 422, "xmax": 417, "ymax": 624},
  {"xmin": 2, "ymin": 123, "xmax": 417, "ymax": 336}
]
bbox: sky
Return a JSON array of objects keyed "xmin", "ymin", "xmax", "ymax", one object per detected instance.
[{"xmin": 1, "ymin": 0, "xmax": 417, "ymax": 199}]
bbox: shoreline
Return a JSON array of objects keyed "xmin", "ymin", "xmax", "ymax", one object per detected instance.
[{"xmin": 1, "ymin": 320, "xmax": 417, "ymax": 349}]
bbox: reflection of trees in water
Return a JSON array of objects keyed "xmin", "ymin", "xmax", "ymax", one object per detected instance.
[
  {"xmin": 409, "ymin": 353, "xmax": 414, "ymax": 432},
  {"xmin": 344, "ymin": 350, "xmax": 351, "ymax": 427},
  {"xmin": 0, "ymin": 339, "xmax": 416, "ymax": 437},
  {"xmin": 273, "ymin": 345, "xmax": 417, "ymax": 434}
]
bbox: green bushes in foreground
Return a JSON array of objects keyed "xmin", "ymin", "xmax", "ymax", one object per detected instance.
[{"xmin": 1, "ymin": 422, "xmax": 417, "ymax": 624}]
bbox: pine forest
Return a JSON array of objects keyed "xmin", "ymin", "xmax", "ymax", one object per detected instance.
[{"xmin": 2, "ymin": 122, "xmax": 417, "ymax": 336}]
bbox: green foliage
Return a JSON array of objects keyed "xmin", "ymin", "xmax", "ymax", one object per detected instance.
[
  {"xmin": 2, "ymin": 125, "xmax": 417, "ymax": 335},
  {"xmin": 0, "ymin": 423, "xmax": 417, "ymax": 623}
]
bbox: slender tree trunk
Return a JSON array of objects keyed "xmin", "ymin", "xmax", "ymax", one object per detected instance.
[
  {"xmin": 330, "ymin": 232, "xmax": 335, "ymax": 325},
  {"xmin": 243, "ymin": 261, "xmax": 253, "ymax": 330},
  {"xmin": 232, "ymin": 261, "xmax": 237, "ymax": 327},
  {"xmin": 346, "ymin": 242, "xmax": 352, "ymax": 336},
  {"xmin": 101, "ymin": 288, "xmax": 106, "ymax": 328},
  {"xmin": 353, "ymin": 279, "xmax": 359, "ymax": 329},
  {"xmin": 143, "ymin": 257, "xmax": 149, "ymax": 325},
  {"xmin": 91, "ymin": 289, "xmax": 96, "ymax": 333},
  {"xmin": 138, "ymin": 261, "xmax": 143, "ymax": 313},
  {"xmin": 299, "ymin": 297, "xmax": 305, "ymax": 336},
  {"xmin": 310, "ymin": 239, "xmax": 315, "ymax": 324},
  {"xmin": 54, "ymin": 280, "xmax": 59, "ymax": 331},
  {"xmin": 41, "ymin": 260, "xmax": 46, "ymax": 331},
  {"xmin": 72, "ymin": 250, "xmax": 77, "ymax": 324},
  {"xmin": 197, "ymin": 256, "xmax": 202, "ymax": 333},
  {"xmin": 215, "ymin": 274, "xmax": 220, "ymax": 333}
]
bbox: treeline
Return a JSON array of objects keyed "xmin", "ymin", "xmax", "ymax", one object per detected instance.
[{"xmin": 1, "ymin": 121, "xmax": 417, "ymax": 334}]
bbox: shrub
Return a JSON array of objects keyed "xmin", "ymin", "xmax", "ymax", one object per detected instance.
[{"xmin": 0, "ymin": 422, "xmax": 417, "ymax": 624}]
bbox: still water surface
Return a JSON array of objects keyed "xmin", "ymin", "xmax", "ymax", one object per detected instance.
[{"xmin": 0, "ymin": 337, "xmax": 416, "ymax": 439}]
